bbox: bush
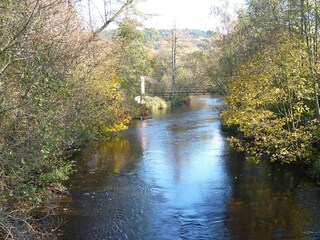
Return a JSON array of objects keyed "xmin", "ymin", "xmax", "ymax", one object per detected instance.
[
  {"xmin": 143, "ymin": 96, "xmax": 168, "ymax": 111},
  {"xmin": 0, "ymin": 1, "xmax": 131, "ymax": 238}
]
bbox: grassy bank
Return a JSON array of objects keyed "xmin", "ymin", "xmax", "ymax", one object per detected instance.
[{"xmin": 137, "ymin": 96, "xmax": 168, "ymax": 117}]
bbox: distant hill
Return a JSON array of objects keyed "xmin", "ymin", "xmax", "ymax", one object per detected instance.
[
  {"xmin": 156, "ymin": 29, "xmax": 214, "ymax": 39},
  {"xmin": 101, "ymin": 28, "xmax": 214, "ymax": 51},
  {"xmin": 144, "ymin": 28, "xmax": 215, "ymax": 51}
]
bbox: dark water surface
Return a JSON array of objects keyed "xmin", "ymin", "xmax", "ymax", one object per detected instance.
[{"xmin": 58, "ymin": 97, "xmax": 320, "ymax": 240}]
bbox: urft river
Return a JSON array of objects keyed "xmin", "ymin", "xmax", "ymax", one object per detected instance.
[{"xmin": 58, "ymin": 97, "xmax": 320, "ymax": 240}]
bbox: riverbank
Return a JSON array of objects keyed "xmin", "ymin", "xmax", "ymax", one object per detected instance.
[{"xmin": 220, "ymin": 123, "xmax": 320, "ymax": 185}]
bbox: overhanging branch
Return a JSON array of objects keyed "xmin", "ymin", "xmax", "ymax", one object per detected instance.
[{"xmin": 92, "ymin": 0, "xmax": 134, "ymax": 38}]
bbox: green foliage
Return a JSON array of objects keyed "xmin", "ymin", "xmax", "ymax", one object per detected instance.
[
  {"xmin": 143, "ymin": 96, "xmax": 168, "ymax": 111},
  {"xmin": 114, "ymin": 18, "xmax": 153, "ymax": 97},
  {"xmin": 314, "ymin": 159, "xmax": 320, "ymax": 173},
  {"xmin": 0, "ymin": 1, "xmax": 132, "ymax": 239}
]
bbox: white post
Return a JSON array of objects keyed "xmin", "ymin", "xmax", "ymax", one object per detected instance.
[{"xmin": 140, "ymin": 76, "xmax": 145, "ymax": 102}]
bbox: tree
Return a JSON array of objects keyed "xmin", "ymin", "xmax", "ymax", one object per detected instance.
[
  {"xmin": 221, "ymin": 33, "xmax": 317, "ymax": 164},
  {"xmin": 114, "ymin": 18, "xmax": 152, "ymax": 98},
  {"xmin": 209, "ymin": 0, "xmax": 320, "ymax": 169},
  {"xmin": 171, "ymin": 26, "xmax": 178, "ymax": 101},
  {"xmin": 0, "ymin": 0, "xmax": 132, "ymax": 238},
  {"xmin": 77, "ymin": 0, "xmax": 135, "ymax": 38},
  {"xmin": 149, "ymin": 29, "xmax": 210, "ymax": 101},
  {"xmin": 297, "ymin": 0, "xmax": 320, "ymax": 119}
]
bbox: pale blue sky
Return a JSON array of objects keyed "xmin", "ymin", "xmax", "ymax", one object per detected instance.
[{"xmin": 137, "ymin": 0, "xmax": 246, "ymax": 30}]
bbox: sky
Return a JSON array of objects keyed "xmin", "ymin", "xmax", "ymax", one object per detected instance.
[{"xmin": 137, "ymin": 0, "xmax": 247, "ymax": 30}]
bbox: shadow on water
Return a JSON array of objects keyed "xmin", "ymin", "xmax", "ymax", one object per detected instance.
[
  {"xmin": 58, "ymin": 97, "xmax": 320, "ymax": 240},
  {"xmin": 224, "ymin": 151, "xmax": 320, "ymax": 240}
]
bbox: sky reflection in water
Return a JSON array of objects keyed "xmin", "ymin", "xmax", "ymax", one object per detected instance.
[{"xmin": 59, "ymin": 97, "xmax": 320, "ymax": 240}]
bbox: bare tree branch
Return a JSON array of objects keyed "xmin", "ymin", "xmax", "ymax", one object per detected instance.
[
  {"xmin": 92, "ymin": 0, "xmax": 134, "ymax": 37},
  {"xmin": 0, "ymin": 0, "xmax": 40, "ymax": 55}
]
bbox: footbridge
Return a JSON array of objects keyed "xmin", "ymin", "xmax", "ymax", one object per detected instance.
[{"xmin": 146, "ymin": 85, "xmax": 215, "ymax": 97}]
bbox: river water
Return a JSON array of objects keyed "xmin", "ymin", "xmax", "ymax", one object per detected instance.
[{"xmin": 58, "ymin": 97, "xmax": 320, "ymax": 240}]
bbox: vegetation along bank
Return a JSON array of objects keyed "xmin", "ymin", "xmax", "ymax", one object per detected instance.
[
  {"xmin": 209, "ymin": 0, "xmax": 320, "ymax": 178},
  {"xmin": 1, "ymin": 0, "xmax": 320, "ymax": 239}
]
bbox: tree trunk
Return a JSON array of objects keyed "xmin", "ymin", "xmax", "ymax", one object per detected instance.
[{"xmin": 171, "ymin": 27, "xmax": 177, "ymax": 102}]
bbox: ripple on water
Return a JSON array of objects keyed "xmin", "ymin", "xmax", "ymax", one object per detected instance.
[{"xmin": 59, "ymin": 97, "xmax": 320, "ymax": 240}]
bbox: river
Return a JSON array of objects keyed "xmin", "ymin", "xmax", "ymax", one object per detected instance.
[{"xmin": 58, "ymin": 97, "xmax": 320, "ymax": 240}]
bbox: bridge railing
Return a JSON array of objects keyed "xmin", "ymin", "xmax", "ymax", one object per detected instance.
[{"xmin": 146, "ymin": 85, "xmax": 215, "ymax": 96}]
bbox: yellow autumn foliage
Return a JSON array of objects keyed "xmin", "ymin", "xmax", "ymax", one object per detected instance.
[{"xmin": 221, "ymin": 33, "xmax": 318, "ymax": 163}]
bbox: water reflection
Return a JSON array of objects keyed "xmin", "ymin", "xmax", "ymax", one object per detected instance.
[
  {"xmin": 224, "ymin": 150, "xmax": 320, "ymax": 239},
  {"xmin": 59, "ymin": 97, "xmax": 320, "ymax": 240},
  {"xmin": 67, "ymin": 137, "xmax": 139, "ymax": 192}
]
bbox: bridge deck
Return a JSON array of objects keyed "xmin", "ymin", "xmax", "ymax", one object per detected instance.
[{"xmin": 146, "ymin": 91, "xmax": 214, "ymax": 96}]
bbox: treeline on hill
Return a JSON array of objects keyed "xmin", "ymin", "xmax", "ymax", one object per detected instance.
[
  {"xmin": 207, "ymin": 0, "xmax": 320, "ymax": 174},
  {"xmin": 156, "ymin": 29, "xmax": 214, "ymax": 39},
  {"xmin": 0, "ymin": 0, "xmax": 152, "ymax": 239},
  {"xmin": 102, "ymin": 27, "xmax": 212, "ymax": 106}
]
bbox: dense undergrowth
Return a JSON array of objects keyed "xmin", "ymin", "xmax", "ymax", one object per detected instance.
[
  {"xmin": 0, "ymin": 1, "xmax": 136, "ymax": 239},
  {"xmin": 207, "ymin": 0, "xmax": 320, "ymax": 177}
]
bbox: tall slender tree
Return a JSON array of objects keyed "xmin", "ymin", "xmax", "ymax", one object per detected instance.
[{"xmin": 171, "ymin": 26, "xmax": 177, "ymax": 101}]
